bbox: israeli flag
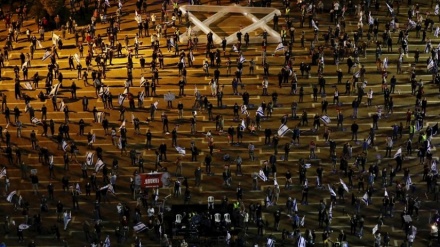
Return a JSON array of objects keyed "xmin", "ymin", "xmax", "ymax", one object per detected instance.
[
  {"xmin": 366, "ymin": 135, "xmax": 372, "ymax": 145},
  {"xmin": 37, "ymin": 40, "xmax": 43, "ymax": 49},
  {"xmin": 432, "ymin": 160, "xmax": 438, "ymax": 174},
  {"xmin": 232, "ymin": 45, "xmax": 238, "ymax": 52},
  {"xmin": 133, "ymin": 222, "xmax": 147, "ymax": 233},
  {"xmin": 408, "ymin": 19, "xmax": 417, "ymax": 30},
  {"xmin": 435, "ymin": 4, "xmax": 439, "ymax": 15},
  {"xmin": 368, "ymin": 15, "xmax": 374, "ymax": 25},
  {"xmin": 52, "ymin": 33, "xmax": 60, "ymax": 45},
  {"xmin": 119, "ymin": 120, "xmax": 126, "ymax": 131},
  {"xmin": 86, "ymin": 152, "xmax": 94, "ymax": 166},
  {"xmin": 176, "ymin": 146, "xmax": 186, "ymax": 155},
  {"xmin": 383, "ymin": 57, "xmax": 388, "ymax": 69},
  {"xmin": 320, "ymin": 115, "xmax": 331, "ymax": 124},
  {"xmin": 275, "ymin": 43, "xmax": 284, "ymax": 53},
  {"xmin": 256, "ymin": 106, "xmax": 264, "ymax": 117},
  {"xmin": 340, "ymin": 179, "xmax": 349, "ymax": 192},
  {"xmin": 292, "ymin": 199, "xmax": 298, "ymax": 212},
  {"xmin": 428, "ymin": 59, "xmax": 435, "ymax": 72},
  {"xmin": 362, "ymin": 192, "xmax": 369, "ymax": 205},
  {"xmin": 386, "ymin": 3, "xmax": 394, "ymax": 15},
  {"xmin": 394, "ymin": 147, "xmax": 402, "ymax": 158},
  {"xmin": 258, "ymin": 170, "xmax": 268, "ymax": 181},
  {"xmin": 405, "ymin": 176, "xmax": 412, "ymax": 191},
  {"xmin": 95, "ymin": 159, "xmax": 105, "ymax": 172},
  {"xmin": 328, "ymin": 184, "xmax": 336, "ymax": 197},
  {"xmin": 117, "ymin": 137, "xmax": 122, "ymax": 149},
  {"xmin": 298, "ymin": 236, "xmax": 306, "ymax": 247},
  {"xmin": 239, "ymin": 55, "xmax": 246, "ymax": 63},
  {"xmin": 300, "ymin": 216, "xmax": 305, "ymax": 227},
  {"xmin": 24, "ymin": 81, "xmax": 33, "ymax": 90},
  {"xmin": 6, "ymin": 191, "xmax": 16, "ymax": 202},
  {"xmin": 59, "ymin": 101, "xmax": 65, "ymax": 112},
  {"xmin": 49, "ymin": 83, "xmax": 61, "ymax": 97},
  {"xmin": 62, "ymin": 140, "xmax": 68, "ymax": 151},
  {"xmin": 384, "ymin": 189, "xmax": 388, "ymax": 197},
  {"xmin": 153, "ymin": 101, "xmax": 159, "ymax": 110},
  {"xmin": 31, "ymin": 117, "xmax": 42, "ymax": 125},
  {"xmin": 118, "ymin": 94, "xmax": 126, "ymax": 106},
  {"xmin": 89, "ymin": 133, "xmax": 96, "ymax": 144},
  {"xmin": 372, "ymin": 224, "xmax": 379, "ymax": 235},
  {"xmin": 241, "ymin": 119, "xmax": 246, "ymax": 131},
  {"xmin": 42, "ymin": 51, "xmax": 51, "ymax": 61},
  {"xmin": 0, "ymin": 167, "xmax": 6, "ymax": 178},
  {"xmin": 104, "ymin": 235, "xmax": 111, "ymax": 247},
  {"xmin": 277, "ymin": 124, "xmax": 290, "ymax": 137},
  {"xmin": 75, "ymin": 183, "xmax": 81, "ymax": 194},
  {"xmin": 353, "ymin": 70, "xmax": 360, "ymax": 78},
  {"xmin": 170, "ymin": 37, "xmax": 175, "ymax": 48},
  {"xmin": 435, "ymin": 27, "xmax": 440, "ymax": 38},
  {"xmin": 105, "ymin": 0, "xmax": 110, "ymax": 7},
  {"xmin": 311, "ymin": 19, "xmax": 319, "ymax": 31},
  {"xmin": 139, "ymin": 91, "xmax": 145, "ymax": 102},
  {"xmin": 241, "ymin": 105, "xmax": 247, "ymax": 115}
]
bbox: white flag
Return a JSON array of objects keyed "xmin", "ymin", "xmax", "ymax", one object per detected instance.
[
  {"xmin": 118, "ymin": 94, "xmax": 126, "ymax": 105},
  {"xmin": 49, "ymin": 83, "xmax": 61, "ymax": 97},
  {"xmin": 406, "ymin": 176, "xmax": 412, "ymax": 190},
  {"xmin": 6, "ymin": 191, "xmax": 16, "ymax": 202},
  {"xmin": 328, "ymin": 184, "xmax": 336, "ymax": 197},
  {"xmin": 368, "ymin": 15, "xmax": 374, "ymax": 25},
  {"xmin": 384, "ymin": 189, "xmax": 389, "ymax": 197},
  {"xmin": 74, "ymin": 53, "xmax": 80, "ymax": 64},
  {"xmin": 340, "ymin": 179, "xmax": 349, "ymax": 192},
  {"xmin": 176, "ymin": 146, "xmax": 186, "ymax": 155},
  {"xmin": 241, "ymin": 105, "xmax": 247, "ymax": 115},
  {"xmin": 37, "ymin": 40, "xmax": 43, "ymax": 49},
  {"xmin": 52, "ymin": 33, "xmax": 60, "ymax": 45},
  {"xmin": 311, "ymin": 19, "xmax": 319, "ymax": 30},
  {"xmin": 232, "ymin": 45, "xmax": 238, "ymax": 52},
  {"xmin": 372, "ymin": 224, "xmax": 379, "ymax": 234},
  {"xmin": 97, "ymin": 112, "xmax": 104, "ymax": 124},
  {"xmin": 119, "ymin": 120, "xmax": 126, "ymax": 131},
  {"xmin": 394, "ymin": 148, "xmax": 402, "ymax": 158},
  {"xmin": 435, "ymin": 4, "xmax": 439, "ymax": 15},
  {"xmin": 300, "ymin": 216, "xmax": 305, "ymax": 227}
]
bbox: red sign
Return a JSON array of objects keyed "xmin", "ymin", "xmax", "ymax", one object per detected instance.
[{"xmin": 139, "ymin": 172, "xmax": 169, "ymax": 188}]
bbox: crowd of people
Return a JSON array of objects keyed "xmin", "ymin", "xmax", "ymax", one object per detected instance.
[{"xmin": 0, "ymin": 0, "xmax": 439, "ymax": 246}]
